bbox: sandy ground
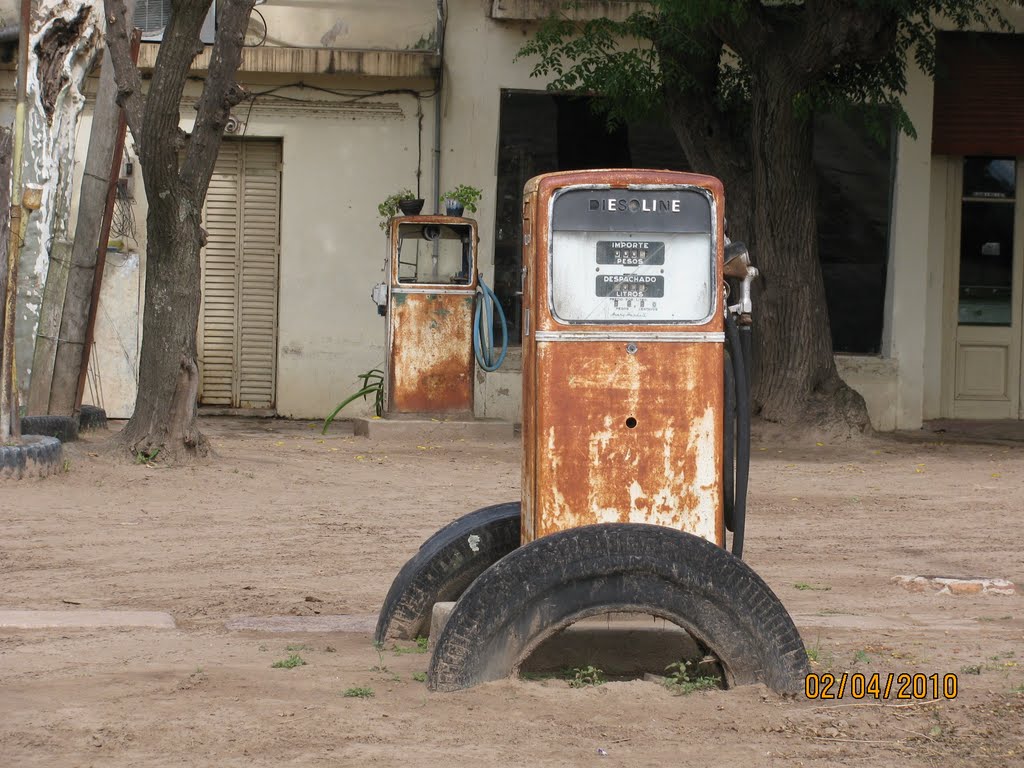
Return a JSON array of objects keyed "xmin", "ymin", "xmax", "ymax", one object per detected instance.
[{"xmin": 1, "ymin": 417, "xmax": 1022, "ymax": 767}]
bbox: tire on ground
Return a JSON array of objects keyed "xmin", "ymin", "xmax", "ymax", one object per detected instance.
[
  {"xmin": 428, "ymin": 523, "xmax": 808, "ymax": 695},
  {"xmin": 20, "ymin": 415, "xmax": 79, "ymax": 442},
  {"xmin": 375, "ymin": 501, "xmax": 520, "ymax": 643},
  {"xmin": 78, "ymin": 404, "xmax": 108, "ymax": 431},
  {"xmin": 0, "ymin": 435, "xmax": 64, "ymax": 480}
]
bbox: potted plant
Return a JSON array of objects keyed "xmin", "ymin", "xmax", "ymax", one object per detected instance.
[
  {"xmin": 377, "ymin": 188, "xmax": 424, "ymax": 230},
  {"xmin": 440, "ymin": 184, "xmax": 483, "ymax": 217}
]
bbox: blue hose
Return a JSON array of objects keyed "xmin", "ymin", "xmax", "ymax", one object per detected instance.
[{"xmin": 474, "ymin": 272, "xmax": 508, "ymax": 372}]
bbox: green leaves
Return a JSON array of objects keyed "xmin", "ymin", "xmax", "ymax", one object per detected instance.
[{"xmin": 322, "ymin": 368, "xmax": 384, "ymax": 434}]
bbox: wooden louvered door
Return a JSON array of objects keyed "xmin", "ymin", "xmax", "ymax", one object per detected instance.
[{"xmin": 199, "ymin": 139, "xmax": 281, "ymax": 409}]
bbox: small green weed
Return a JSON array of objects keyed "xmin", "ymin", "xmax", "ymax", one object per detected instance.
[
  {"xmin": 390, "ymin": 637, "xmax": 430, "ymax": 655},
  {"xmin": 853, "ymin": 650, "xmax": 871, "ymax": 665},
  {"xmin": 271, "ymin": 653, "xmax": 306, "ymax": 669},
  {"xmin": 285, "ymin": 644, "xmax": 308, "ymax": 652},
  {"xmin": 371, "ymin": 640, "xmax": 388, "ymax": 672},
  {"xmin": 344, "ymin": 686, "xmax": 374, "ymax": 698},
  {"xmin": 134, "ymin": 448, "xmax": 160, "ymax": 465},
  {"xmin": 412, "ymin": 672, "xmax": 427, "ymax": 682},
  {"xmin": 565, "ymin": 665, "xmax": 605, "ymax": 688},
  {"xmin": 1011, "ymin": 683, "xmax": 1024, "ymax": 694},
  {"xmin": 794, "ymin": 582, "xmax": 832, "ymax": 591},
  {"xmin": 664, "ymin": 660, "xmax": 721, "ymax": 695}
]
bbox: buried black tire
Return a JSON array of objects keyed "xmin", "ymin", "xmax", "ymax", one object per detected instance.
[
  {"xmin": 78, "ymin": 404, "xmax": 108, "ymax": 431},
  {"xmin": 374, "ymin": 501, "xmax": 521, "ymax": 643},
  {"xmin": 0, "ymin": 435, "xmax": 63, "ymax": 480},
  {"xmin": 428, "ymin": 523, "xmax": 809, "ymax": 695},
  {"xmin": 20, "ymin": 415, "xmax": 78, "ymax": 442}
]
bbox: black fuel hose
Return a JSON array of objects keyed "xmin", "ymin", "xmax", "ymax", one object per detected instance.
[
  {"xmin": 723, "ymin": 348, "xmax": 736, "ymax": 532},
  {"xmin": 724, "ymin": 312, "xmax": 749, "ymax": 559}
]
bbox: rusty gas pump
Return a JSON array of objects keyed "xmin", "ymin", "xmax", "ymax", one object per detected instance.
[
  {"xmin": 375, "ymin": 170, "xmax": 807, "ymax": 695},
  {"xmin": 376, "ymin": 215, "xmax": 479, "ymax": 416}
]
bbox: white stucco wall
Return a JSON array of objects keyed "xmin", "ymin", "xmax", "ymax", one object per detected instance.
[{"xmin": 17, "ymin": 0, "xmax": 1024, "ymax": 427}]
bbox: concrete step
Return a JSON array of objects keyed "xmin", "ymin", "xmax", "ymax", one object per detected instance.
[{"xmin": 352, "ymin": 416, "xmax": 515, "ymax": 440}]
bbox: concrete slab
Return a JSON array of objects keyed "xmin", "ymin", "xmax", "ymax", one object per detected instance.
[
  {"xmin": 430, "ymin": 603, "xmax": 703, "ymax": 675},
  {"xmin": 892, "ymin": 574, "xmax": 1016, "ymax": 596},
  {"xmin": 224, "ymin": 614, "xmax": 377, "ymax": 633},
  {"xmin": 352, "ymin": 416, "xmax": 515, "ymax": 440},
  {"xmin": 0, "ymin": 610, "xmax": 175, "ymax": 629}
]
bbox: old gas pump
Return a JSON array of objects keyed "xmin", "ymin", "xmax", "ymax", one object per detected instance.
[
  {"xmin": 375, "ymin": 170, "xmax": 807, "ymax": 696},
  {"xmin": 377, "ymin": 215, "xmax": 478, "ymax": 416}
]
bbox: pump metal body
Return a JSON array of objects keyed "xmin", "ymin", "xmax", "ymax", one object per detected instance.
[
  {"xmin": 521, "ymin": 170, "xmax": 726, "ymax": 545},
  {"xmin": 374, "ymin": 171, "xmax": 807, "ymax": 696},
  {"xmin": 384, "ymin": 216, "xmax": 478, "ymax": 416}
]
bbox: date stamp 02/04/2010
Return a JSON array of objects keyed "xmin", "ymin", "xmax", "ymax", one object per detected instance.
[{"xmin": 804, "ymin": 672, "xmax": 959, "ymax": 701}]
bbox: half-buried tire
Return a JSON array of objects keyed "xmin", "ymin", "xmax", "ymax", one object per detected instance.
[
  {"xmin": 20, "ymin": 415, "xmax": 78, "ymax": 442},
  {"xmin": 0, "ymin": 435, "xmax": 63, "ymax": 479},
  {"xmin": 374, "ymin": 501, "xmax": 520, "ymax": 643},
  {"xmin": 78, "ymin": 404, "xmax": 108, "ymax": 432},
  {"xmin": 428, "ymin": 523, "xmax": 808, "ymax": 695}
]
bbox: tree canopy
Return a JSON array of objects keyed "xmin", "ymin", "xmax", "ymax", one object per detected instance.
[{"xmin": 518, "ymin": 0, "xmax": 1014, "ymax": 433}]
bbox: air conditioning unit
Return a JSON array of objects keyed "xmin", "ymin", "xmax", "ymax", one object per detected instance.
[{"xmin": 135, "ymin": 0, "xmax": 216, "ymax": 44}]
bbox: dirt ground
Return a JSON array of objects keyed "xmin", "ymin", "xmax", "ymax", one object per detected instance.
[{"xmin": 1, "ymin": 417, "xmax": 1022, "ymax": 767}]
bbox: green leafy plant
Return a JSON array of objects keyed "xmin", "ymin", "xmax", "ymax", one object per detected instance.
[
  {"xmin": 271, "ymin": 653, "xmax": 306, "ymax": 669},
  {"xmin": 343, "ymin": 686, "xmax": 375, "ymax": 698},
  {"xmin": 322, "ymin": 368, "xmax": 384, "ymax": 433},
  {"xmin": 565, "ymin": 665, "xmax": 605, "ymax": 688},
  {"xmin": 134, "ymin": 448, "xmax": 160, "ymax": 465},
  {"xmin": 440, "ymin": 184, "xmax": 483, "ymax": 214},
  {"xmin": 412, "ymin": 671, "xmax": 427, "ymax": 682},
  {"xmin": 378, "ymin": 188, "xmax": 415, "ymax": 231},
  {"xmin": 664, "ymin": 660, "xmax": 720, "ymax": 695}
]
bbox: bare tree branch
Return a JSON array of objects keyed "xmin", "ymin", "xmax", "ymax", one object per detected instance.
[
  {"xmin": 102, "ymin": 0, "xmax": 144, "ymax": 139},
  {"xmin": 180, "ymin": 0, "xmax": 255, "ymax": 193},
  {"xmin": 137, "ymin": 0, "xmax": 215, "ymax": 195}
]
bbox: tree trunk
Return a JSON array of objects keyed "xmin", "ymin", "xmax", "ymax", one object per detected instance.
[
  {"xmin": 118, "ymin": 191, "xmax": 207, "ymax": 459},
  {"xmin": 103, "ymin": 0, "xmax": 255, "ymax": 462},
  {"xmin": 747, "ymin": 63, "xmax": 870, "ymax": 435}
]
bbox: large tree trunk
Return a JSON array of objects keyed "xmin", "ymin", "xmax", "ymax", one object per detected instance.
[
  {"xmin": 747, "ymin": 62, "xmax": 870, "ymax": 435},
  {"xmin": 104, "ymin": 0, "xmax": 255, "ymax": 462},
  {"xmin": 118, "ymin": 192, "xmax": 207, "ymax": 458}
]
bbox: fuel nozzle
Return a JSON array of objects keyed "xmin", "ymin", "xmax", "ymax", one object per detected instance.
[{"xmin": 724, "ymin": 241, "xmax": 758, "ymax": 318}]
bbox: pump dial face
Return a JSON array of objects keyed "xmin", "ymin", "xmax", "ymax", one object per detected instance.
[
  {"xmin": 547, "ymin": 186, "xmax": 716, "ymax": 325},
  {"xmin": 550, "ymin": 230, "xmax": 712, "ymax": 323}
]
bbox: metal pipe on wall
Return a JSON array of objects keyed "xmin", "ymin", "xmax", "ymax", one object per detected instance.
[{"xmin": 432, "ymin": 0, "xmax": 444, "ymax": 214}]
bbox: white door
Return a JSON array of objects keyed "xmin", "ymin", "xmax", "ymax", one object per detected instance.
[
  {"xmin": 199, "ymin": 139, "xmax": 282, "ymax": 409},
  {"xmin": 948, "ymin": 157, "xmax": 1024, "ymax": 419}
]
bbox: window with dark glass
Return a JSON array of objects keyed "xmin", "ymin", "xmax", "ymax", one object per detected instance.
[
  {"xmin": 494, "ymin": 91, "xmax": 894, "ymax": 353},
  {"xmin": 957, "ymin": 157, "xmax": 1015, "ymax": 326}
]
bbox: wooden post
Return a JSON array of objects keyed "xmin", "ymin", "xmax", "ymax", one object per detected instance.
[{"xmin": 50, "ymin": 26, "xmax": 140, "ymax": 415}]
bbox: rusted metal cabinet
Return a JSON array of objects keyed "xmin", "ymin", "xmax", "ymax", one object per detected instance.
[
  {"xmin": 521, "ymin": 170, "xmax": 726, "ymax": 546},
  {"xmin": 386, "ymin": 216, "xmax": 477, "ymax": 416}
]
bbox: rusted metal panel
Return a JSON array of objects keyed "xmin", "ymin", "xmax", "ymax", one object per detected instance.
[
  {"xmin": 388, "ymin": 291, "xmax": 475, "ymax": 414},
  {"xmin": 521, "ymin": 169, "xmax": 726, "ymax": 546},
  {"xmin": 531, "ymin": 339, "xmax": 723, "ymax": 544}
]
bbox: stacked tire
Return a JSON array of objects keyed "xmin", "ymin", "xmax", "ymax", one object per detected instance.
[{"xmin": 3, "ymin": 405, "xmax": 106, "ymax": 480}]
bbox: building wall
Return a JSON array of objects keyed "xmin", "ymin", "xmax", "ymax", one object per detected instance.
[{"xmin": 15, "ymin": 0, "xmax": 1024, "ymax": 427}]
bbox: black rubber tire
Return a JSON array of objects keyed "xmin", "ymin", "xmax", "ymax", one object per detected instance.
[
  {"xmin": 19, "ymin": 415, "xmax": 79, "ymax": 442},
  {"xmin": 374, "ymin": 501, "xmax": 521, "ymax": 643},
  {"xmin": 428, "ymin": 523, "xmax": 808, "ymax": 695},
  {"xmin": 78, "ymin": 404, "xmax": 108, "ymax": 432},
  {"xmin": 0, "ymin": 435, "xmax": 64, "ymax": 480}
]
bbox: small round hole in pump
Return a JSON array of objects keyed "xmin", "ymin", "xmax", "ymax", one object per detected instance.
[{"xmin": 625, "ymin": 417, "xmax": 637, "ymax": 429}]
